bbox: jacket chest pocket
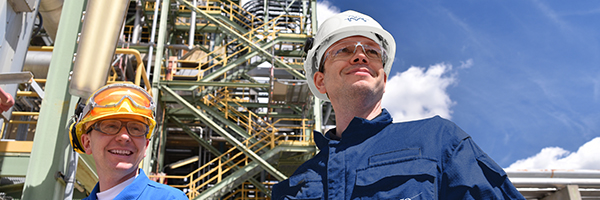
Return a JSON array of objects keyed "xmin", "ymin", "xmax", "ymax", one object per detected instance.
[
  {"xmin": 353, "ymin": 153, "xmax": 438, "ymax": 200},
  {"xmin": 282, "ymin": 171, "xmax": 324, "ymax": 200}
]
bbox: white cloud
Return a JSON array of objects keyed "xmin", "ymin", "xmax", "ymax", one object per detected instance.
[
  {"xmin": 316, "ymin": 1, "xmax": 340, "ymax": 26},
  {"xmin": 382, "ymin": 63, "xmax": 457, "ymax": 122},
  {"xmin": 459, "ymin": 58, "xmax": 473, "ymax": 69},
  {"xmin": 507, "ymin": 137, "xmax": 600, "ymax": 170}
]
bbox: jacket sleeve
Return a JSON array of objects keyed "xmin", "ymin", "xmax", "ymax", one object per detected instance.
[
  {"xmin": 441, "ymin": 137, "xmax": 525, "ymax": 200},
  {"xmin": 272, "ymin": 179, "xmax": 290, "ymax": 200}
]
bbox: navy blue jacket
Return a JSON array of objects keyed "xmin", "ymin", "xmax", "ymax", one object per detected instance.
[
  {"xmin": 84, "ymin": 169, "xmax": 187, "ymax": 200},
  {"xmin": 272, "ymin": 109, "xmax": 524, "ymax": 199}
]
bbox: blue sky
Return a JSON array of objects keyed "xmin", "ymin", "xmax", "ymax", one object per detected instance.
[{"xmin": 317, "ymin": 0, "xmax": 600, "ymax": 168}]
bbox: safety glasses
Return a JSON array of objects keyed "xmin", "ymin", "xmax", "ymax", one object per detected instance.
[
  {"xmin": 80, "ymin": 84, "xmax": 155, "ymax": 122},
  {"xmin": 92, "ymin": 119, "xmax": 149, "ymax": 137},
  {"xmin": 320, "ymin": 41, "xmax": 387, "ymax": 72}
]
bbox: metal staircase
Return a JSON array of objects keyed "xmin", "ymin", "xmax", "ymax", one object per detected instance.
[
  {"xmin": 0, "ymin": 0, "xmax": 318, "ymax": 199},
  {"xmin": 145, "ymin": 0, "xmax": 317, "ymax": 199}
]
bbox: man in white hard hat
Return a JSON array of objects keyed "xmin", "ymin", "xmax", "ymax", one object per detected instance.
[
  {"xmin": 70, "ymin": 83, "xmax": 187, "ymax": 200},
  {"xmin": 272, "ymin": 10, "xmax": 524, "ymax": 199}
]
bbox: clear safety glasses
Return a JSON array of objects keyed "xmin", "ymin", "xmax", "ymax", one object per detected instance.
[
  {"xmin": 80, "ymin": 84, "xmax": 155, "ymax": 121},
  {"xmin": 92, "ymin": 119, "xmax": 149, "ymax": 137},
  {"xmin": 320, "ymin": 41, "xmax": 387, "ymax": 72}
]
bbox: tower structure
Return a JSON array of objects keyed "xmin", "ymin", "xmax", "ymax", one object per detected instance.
[{"xmin": 1, "ymin": 0, "xmax": 318, "ymax": 199}]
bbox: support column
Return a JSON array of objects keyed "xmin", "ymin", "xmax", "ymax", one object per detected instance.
[
  {"xmin": 143, "ymin": 0, "xmax": 171, "ymax": 172},
  {"xmin": 21, "ymin": 0, "xmax": 86, "ymax": 199}
]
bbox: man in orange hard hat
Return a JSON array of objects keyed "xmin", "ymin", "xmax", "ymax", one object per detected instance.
[{"xmin": 70, "ymin": 83, "xmax": 187, "ymax": 200}]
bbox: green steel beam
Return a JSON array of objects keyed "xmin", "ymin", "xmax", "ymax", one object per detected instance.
[
  {"xmin": 199, "ymin": 37, "xmax": 285, "ymax": 83},
  {"xmin": 21, "ymin": 0, "xmax": 85, "ymax": 199},
  {"xmin": 163, "ymin": 81, "xmax": 269, "ymax": 88},
  {"xmin": 213, "ymin": 14, "xmax": 248, "ymax": 35},
  {"xmin": 174, "ymin": 24, "xmax": 219, "ymax": 32},
  {"xmin": 166, "ymin": 108, "xmax": 303, "ymax": 118},
  {"xmin": 275, "ymin": 50, "xmax": 306, "ymax": 57},
  {"xmin": 197, "ymin": 36, "xmax": 305, "ymax": 83},
  {"xmin": 200, "ymin": 47, "xmax": 261, "ymax": 82},
  {"xmin": 188, "ymin": 94, "xmax": 261, "ymax": 145},
  {"xmin": 169, "ymin": 116, "xmax": 221, "ymax": 156},
  {"xmin": 195, "ymin": 57, "xmax": 265, "ymax": 96},
  {"xmin": 177, "ymin": 0, "xmax": 306, "ymax": 80},
  {"xmin": 193, "ymin": 101, "xmax": 249, "ymax": 138},
  {"xmin": 160, "ymin": 85, "xmax": 287, "ymax": 181},
  {"xmin": 145, "ymin": 0, "xmax": 171, "ymax": 173},
  {"xmin": 0, "ymin": 154, "xmax": 29, "ymax": 177},
  {"xmin": 162, "ymin": 95, "xmax": 194, "ymax": 104}
]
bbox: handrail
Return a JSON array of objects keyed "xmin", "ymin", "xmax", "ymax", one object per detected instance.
[
  {"xmin": 4, "ymin": 47, "xmax": 154, "ymax": 138},
  {"xmin": 149, "ymin": 87, "xmax": 311, "ymax": 198},
  {"xmin": 168, "ymin": 15, "xmax": 284, "ymax": 81},
  {"xmin": 164, "ymin": 0, "xmax": 309, "ymax": 81},
  {"xmin": 221, "ymin": 181, "xmax": 272, "ymax": 200},
  {"xmin": 26, "ymin": 47, "xmax": 152, "ymax": 95}
]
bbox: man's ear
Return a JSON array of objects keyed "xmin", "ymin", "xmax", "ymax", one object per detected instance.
[
  {"xmin": 144, "ymin": 139, "xmax": 150, "ymax": 157},
  {"xmin": 81, "ymin": 133, "xmax": 93, "ymax": 155},
  {"xmin": 314, "ymin": 71, "xmax": 327, "ymax": 94},
  {"xmin": 383, "ymin": 73, "xmax": 388, "ymax": 93}
]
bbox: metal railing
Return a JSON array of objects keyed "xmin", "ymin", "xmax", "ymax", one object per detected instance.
[
  {"xmin": 149, "ymin": 87, "xmax": 311, "ymax": 198},
  {"xmin": 221, "ymin": 181, "xmax": 274, "ymax": 200},
  {"xmin": 1, "ymin": 47, "xmax": 152, "ymax": 151},
  {"xmin": 167, "ymin": 16, "xmax": 291, "ymax": 81}
]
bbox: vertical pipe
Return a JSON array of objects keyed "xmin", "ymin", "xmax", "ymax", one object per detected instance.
[
  {"xmin": 302, "ymin": 0, "xmax": 307, "ymax": 34},
  {"xmin": 310, "ymin": 0, "xmax": 317, "ymax": 34},
  {"xmin": 132, "ymin": 0, "xmax": 143, "ymax": 44},
  {"xmin": 146, "ymin": 0, "xmax": 161, "ymax": 82},
  {"xmin": 189, "ymin": 0, "xmax": 196, "ymax": 47}
]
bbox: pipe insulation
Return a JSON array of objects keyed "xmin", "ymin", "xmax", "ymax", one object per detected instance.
[
  {"xmin": 69, "ymin": 0, "xmax": 131, "ymax": 99},
  {"xmin": 23, "ymin": 51, "xmax": 52, "ymax": 79},
  {"xmin": 38, "ymin": 0, "xmax": 63, "ymax": 41}
]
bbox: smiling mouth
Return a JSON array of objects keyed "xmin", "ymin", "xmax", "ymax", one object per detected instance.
[
  {"xmin": 345, "ymin": 65, "xmax": 373, "ymax": 76},
  {"xmin": 109, "ymin": 149, "xmax": 133, "ymax": 156}
]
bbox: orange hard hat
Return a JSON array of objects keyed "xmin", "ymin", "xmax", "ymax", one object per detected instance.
[{"xmin": 69, "ymin": 83, "xmax": 155, "ymax": 154}]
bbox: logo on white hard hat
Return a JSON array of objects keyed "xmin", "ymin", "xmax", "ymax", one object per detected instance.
[{"xmin": 345, "ymin": 15, "xmax": 367, "ymax": 22}]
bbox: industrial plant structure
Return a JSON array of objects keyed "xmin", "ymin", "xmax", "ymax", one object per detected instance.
[{"xmin": 0, "ymin": 0, "xmax": 599, "ymax": 199}]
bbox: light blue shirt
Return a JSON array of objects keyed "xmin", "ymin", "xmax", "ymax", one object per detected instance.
[{"xmin": 84, "ymin": 169, "xmax": 187, "ymax": 200}]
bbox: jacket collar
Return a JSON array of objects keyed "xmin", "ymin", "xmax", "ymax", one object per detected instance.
[
  {"xmin": 314, "ymin": 108, "xmax": 393, "ymax": 148},
  {"xmin": 88, "ymin": 168, "xmax": 148, "ymax": 200}
]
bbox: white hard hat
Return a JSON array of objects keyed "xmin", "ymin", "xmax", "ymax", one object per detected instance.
[{"xmin": 304, "ymin": 10, "xmax": 396, "ymax": 101}]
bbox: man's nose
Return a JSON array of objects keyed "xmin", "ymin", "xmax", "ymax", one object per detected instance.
[
  {"xmin": 115, "ymin": 127, "xmax": 132, "ymax": 141},
  {"xmin": 350, "ymin": 47, "xmax": 370, "ymax": 64}
]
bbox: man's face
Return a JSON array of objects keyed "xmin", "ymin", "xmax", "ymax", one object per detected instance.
[
  {"xmin": 314, "ymin": 36, "xmax": 387, "ymax": 101},
  {"xmin": 81, "ymin": 118, "xmax": 149, "ymax": 175}
]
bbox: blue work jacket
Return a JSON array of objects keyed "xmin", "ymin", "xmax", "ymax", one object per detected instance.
[
  {"xmin": 272, "ymin": 109, "xmax": 524, "ymax": 199},
  {"xmin": 84, "ymin": 169, "xmax": 187, "ymax": 200}
]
